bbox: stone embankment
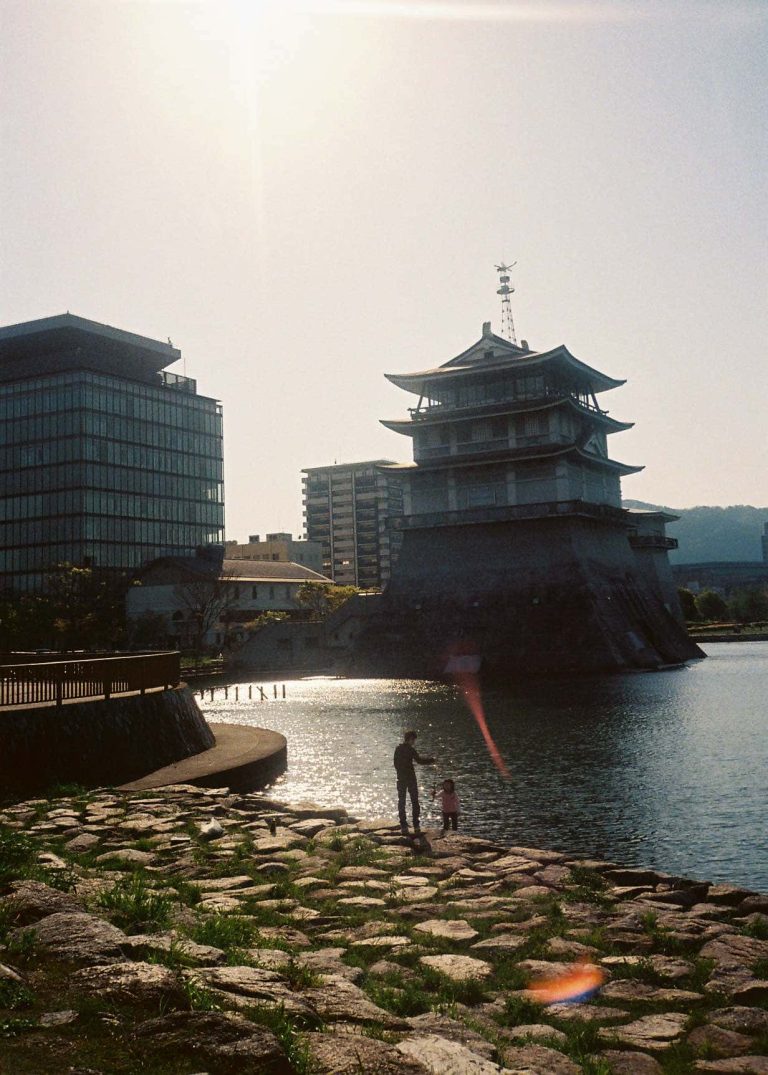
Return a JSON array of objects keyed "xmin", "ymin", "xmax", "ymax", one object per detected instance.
[{"xmin": 1, "ymin": 786, "xmax": 767, "ymax": 1075}]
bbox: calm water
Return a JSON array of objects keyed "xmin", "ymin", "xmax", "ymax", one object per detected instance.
[{"xmin": 201, "ymin": 642, "xmax": 768, "ymax": 891}]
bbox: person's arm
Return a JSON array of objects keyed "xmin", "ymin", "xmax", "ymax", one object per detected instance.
[{"xmin": 413, "ymin": 750, "xmax": 435, "ymax": 765}]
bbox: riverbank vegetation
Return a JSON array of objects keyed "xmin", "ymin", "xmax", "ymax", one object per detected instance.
[{"xmin": 1, "ymin": 785, "xmax": 767, "ymax": 1073}]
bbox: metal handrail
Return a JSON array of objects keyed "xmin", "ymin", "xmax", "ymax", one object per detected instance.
[{"xmin": 0, "ymin": 652, "xmax": 180, "ymax": 709}]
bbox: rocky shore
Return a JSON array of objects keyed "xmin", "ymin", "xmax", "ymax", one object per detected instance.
[{"xmin": 1, "ymin": 785, "xmax": 767, "ymax": 1075}]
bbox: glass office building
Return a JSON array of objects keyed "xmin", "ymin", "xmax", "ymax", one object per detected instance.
[{"xmin": 0, "ymin": 314, "xmax": 224, "ymax": 591}]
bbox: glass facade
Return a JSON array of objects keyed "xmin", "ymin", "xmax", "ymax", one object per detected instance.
[{"xmin": 0, "ymin": 368, "xmax": 224, "ymax": 590}]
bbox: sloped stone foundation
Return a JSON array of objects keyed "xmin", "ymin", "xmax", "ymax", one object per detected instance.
[{"xmin": 352, "ymin": 517, "xmax": 703, "ymax": 679}]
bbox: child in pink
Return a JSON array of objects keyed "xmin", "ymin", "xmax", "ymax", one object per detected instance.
[{"xmin": 434, "ymin": 778, "xmax": 460, "ymax": 831}]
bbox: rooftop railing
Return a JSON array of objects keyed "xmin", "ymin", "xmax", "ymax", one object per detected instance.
[
  {"xmin": 390, "ymin": 499, "xmax": 628, "ymax": 531},
  {"xmin": 408, "ymin": 392, "xmax": 605, "ymax": 420},
  {"xmin": 0, "ymin": 652, "xmax": 180, "ymax": 710}
]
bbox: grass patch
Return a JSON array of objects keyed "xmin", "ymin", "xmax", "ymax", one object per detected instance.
[
  {"xmin": 188, "ymin": 913, "xmax": 260, "ymax": 950},
  {"xmin": 501, "ymin": 992, "xmax": 544, "ymax": 1027},
  {"xmin": 245, "ymin": 1005, "xmax": 314, "ymax": 1073},
  {"xmin": 0, "ymin": 978, "xmax": 35, "ymax": 1010},
  {"xmin": 420, "ymin": 966, "xmax": 488, "ymax": 1007},
  {"xmin": 0, "ymin": 826, "xmax": 36, "ymax": 889},
  {"xmin": 0, "ymin": 1015, "xmax": 36, "ymax": 1037},
  {"xmin": 365, "ymin": 975, "xmax": 432, "ymax": 1017},
  {"xmin": 753, "ymin": 958, "xmax": 768, "ymax": 979},
  {"xmin": 180, "ymin": 977, "xmax": 223, "ymax": 1012},
  {"xmin": 744, "ymin": 916, "xmax": 768, "ymax": 941},
  {"xmin": 97, "ymin": 872, "xmax": 173, "ymax": 933},
  {"xmin": 169, "ymin": 878, "xmax": 202, "ymax": 907},
  {"xmin": 5, "ymin": 928, "xmax": 39, "ymax": 964}
]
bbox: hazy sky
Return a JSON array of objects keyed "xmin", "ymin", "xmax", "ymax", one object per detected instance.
[{"xmin": 2, "ymin": 0, "xmax": 766, "ymax": 541}]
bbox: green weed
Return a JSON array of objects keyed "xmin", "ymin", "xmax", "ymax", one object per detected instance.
[
  {"xmin": 5, "ymin": 928, "xmax": 39, "ymax": 964},
  {"xmin": 188, "ymin": 913, "xmax": 259, "ymax": 950},
  {"xmin": 0, "ymin": 826, "xmax": 35, "ymax": 888},
  {"xmin": 181, "ymin": 977, "xmax": 223, "ymax": 1012},
  {"xmin": 0, "ymin": 978, "xmax": 35, "ymax": 1010},
  {"xmin": 245, "ymin": 1003, "xmax": 315, "ymax": 1071},
  {"xmin": 97, "ymin": 872, "xmax": 173, "ymax": 932},
  {"xmin": 744, "ymin": 916, "xmax": 768, "ymax": 941},
  {"xmin": 0, "ymin": 1015, "xmax": 35, "ymax": 1037},
  {"xmin": 365, "ymin": 976, "xmax": 431, "ymax": 1017},
  {"xmin": 501, "ymin": 992, "xmax": 544, "ymax": 1027}
]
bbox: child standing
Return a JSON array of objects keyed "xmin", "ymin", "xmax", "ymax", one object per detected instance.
[{"xmin": 433, "ymin": 778, "xmax": 460, "ymax": 831}]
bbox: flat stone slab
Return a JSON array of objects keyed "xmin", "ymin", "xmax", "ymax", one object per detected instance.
[
  {"xmin": 471, "ymin": 934, "xmax": 528, "ymax": 955},
  {"xmin": 694, "ymin": 1061, "xmax": 768, "ymax": 1074},
  {"xmin": 70, "ymin": 961, "xmax": 185, "ymax": 1005},
  {"xmin": 708, "ymin": 1007, "xmax": 768, "ymax": 1035},
  {"xmin": 397, "ymin": 1034, "xmax": 505, "ymax": 1074},
  {"xmin": 600, "ymin": 1050, "xmax": 664, "ymax": 1074},
  {"xmin": 303, "ymin": 974, "xmax": 408, "ymax": 1029},
  {"xmin": 2, "ymin": 880, "xmax": 84, "ymax": 924},
  {"xmin": 414, "ymin": 918, "xmax": 479, "ymax": 942},
  {"xmin": 599, "ymin": 1012, "xmax": 689, "ymax": 1052},
  {"xmin": 190, "ymin": 965, "xmax": 316, "ymax": 1019},
  {"xmin": 497, "ymin": 1044, "xmax": 582, "ymax": 1074},
  {"xmin": 420, "ymin": 954, "xmax": 492, "ymax": 981},
  {"xmin": 307, "ymin": 1031, "xmax": 426, "ymax": 1074},
  {"xmin": 9, "ymin": 911, "xmax": 127, "ymax": 965},
  {"xmin": 134, "ymin": 1010, "xmax": 290, "ymax": 1074},
  {"xmin": 350, "ymin": 935, "xmax": 411, "ymax": 948}
]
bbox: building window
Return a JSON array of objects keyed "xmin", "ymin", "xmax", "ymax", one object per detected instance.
[{"xmin": 251, "ymin": 585, "xmax": 258, "ymax": 599}]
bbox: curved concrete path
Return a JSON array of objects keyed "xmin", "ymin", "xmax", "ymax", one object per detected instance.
[{"xmin": 119, "ymin": 722, "xmax": 286, "ymax": 793}]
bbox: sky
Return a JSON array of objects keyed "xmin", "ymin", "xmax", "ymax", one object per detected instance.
[{"xmin": 1, "ymin": 0, "xmax": 766, "ymax": 541}]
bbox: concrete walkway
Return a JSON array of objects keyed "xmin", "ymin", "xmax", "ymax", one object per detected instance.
[{"xmin": 119, "ymin": 722, "xmax": 287, "ymax": 794}]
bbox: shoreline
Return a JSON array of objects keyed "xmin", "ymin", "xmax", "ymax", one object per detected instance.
[{"xmin": 1, "ymin": 782, "xmax": 766, "ymax": 1074}]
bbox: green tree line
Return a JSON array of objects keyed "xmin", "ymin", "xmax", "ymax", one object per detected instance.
[{"xmin": 678, "ymin": 586, "xmax": 768, "ymax": 624}]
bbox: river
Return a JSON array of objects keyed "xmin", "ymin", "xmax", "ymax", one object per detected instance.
[{"xmin": 200, "ymin": 641, "xmax": 768, "ymax": 891}]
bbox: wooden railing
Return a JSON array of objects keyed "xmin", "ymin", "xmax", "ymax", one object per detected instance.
[{"xmin": 0, "ymin": 652, "xmax": 180, "ymax": 709}]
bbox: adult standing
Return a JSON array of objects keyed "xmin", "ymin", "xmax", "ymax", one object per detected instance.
[{"xmin": 393, "ymin": 729, "xmax": 434, "ymax": 835}]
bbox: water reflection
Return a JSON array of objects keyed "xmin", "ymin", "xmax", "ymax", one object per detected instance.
[{"xmin": 201, "ymin": 643, "xmax": 768, "ymax": 890}]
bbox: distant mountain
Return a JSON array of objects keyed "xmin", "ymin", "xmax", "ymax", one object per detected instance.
[{"xmin": 623, "ymin": 501, "xmax": 768, "ymax": 564}]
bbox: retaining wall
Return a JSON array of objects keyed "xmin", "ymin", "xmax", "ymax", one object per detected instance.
[{"xmin": 0, "ymin": 686, "xmax": 214, "ymax": 797}]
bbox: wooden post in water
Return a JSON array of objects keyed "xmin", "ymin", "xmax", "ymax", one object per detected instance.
[
  {"xmin": 259, "ymin": 685, "xmax": 267, "ymax": 702},
  {"xmin": 282, "ymin": 684, "xmax": 286, "ymax": 699},
  {"xmin": 273, "ymin": 683, "xmax": 277, "ymax": 699},
  {"xmin": 235, "ymin": 686, "xmax": 239, "ymax": 701}
]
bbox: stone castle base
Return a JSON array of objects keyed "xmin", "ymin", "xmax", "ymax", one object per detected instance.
[{"xmin": 352, "ymin": 517, "xmax": 704, "ymax": 679}]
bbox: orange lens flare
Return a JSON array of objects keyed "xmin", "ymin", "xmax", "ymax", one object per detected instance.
[
  {"xmin": 444, "ymin": 649, "xmax": 510, "ymax": 779},
  {"xmin": 526, "ymin": 961, "xmax": 606, "ymax": 1005}
]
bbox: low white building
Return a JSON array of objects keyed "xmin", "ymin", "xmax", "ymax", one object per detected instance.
[{"xmin": 126, "ymin": 549, "xmax": 332, "ymax": 650}]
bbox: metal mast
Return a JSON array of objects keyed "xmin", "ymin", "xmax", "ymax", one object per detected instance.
[{"xmin": 495, "ymin": 262, "xmax": 518, "ymax": 344}]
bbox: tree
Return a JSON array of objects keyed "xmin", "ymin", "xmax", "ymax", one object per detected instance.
[
  {"xmin": 172, "ymin": 570, "xmax": 236, "ymax": 656},
  {"xmin": 694, "ymin": 590, "xmax": 729, "ymax": 622},
  {"xmin": 296, "ymin": 582, "xmax": 359, "ymax": 620},
  {"xmin": 729, "ymin": 587, "xmax": 768, "ymax": 624},
  {"xmin": 677, "ymin": 588, "xmax": 699, "ymax": 622}
]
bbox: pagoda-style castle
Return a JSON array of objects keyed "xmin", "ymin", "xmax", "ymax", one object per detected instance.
[{"xmin": 351, "ymin": 306, "xmax": 702, "ymax": 678}]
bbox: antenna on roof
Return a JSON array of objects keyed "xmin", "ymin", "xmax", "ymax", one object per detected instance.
[{"xmin": 495, "ymin": 262, "xmax": 518, "ymax": 345}]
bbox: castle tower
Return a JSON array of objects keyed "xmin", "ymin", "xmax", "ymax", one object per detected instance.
[{"xmin": 352, "ymin": 322, "xmax": 702, "ymax": 678}]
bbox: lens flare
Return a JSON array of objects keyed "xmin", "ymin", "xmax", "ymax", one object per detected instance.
[
  {"xmin": 526, "ymin": 960, "xmax": 606, "ymax": 1005},
  {"xmin": 444, "ymin": 645, "xmax": 510, "ymax": 779}
]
